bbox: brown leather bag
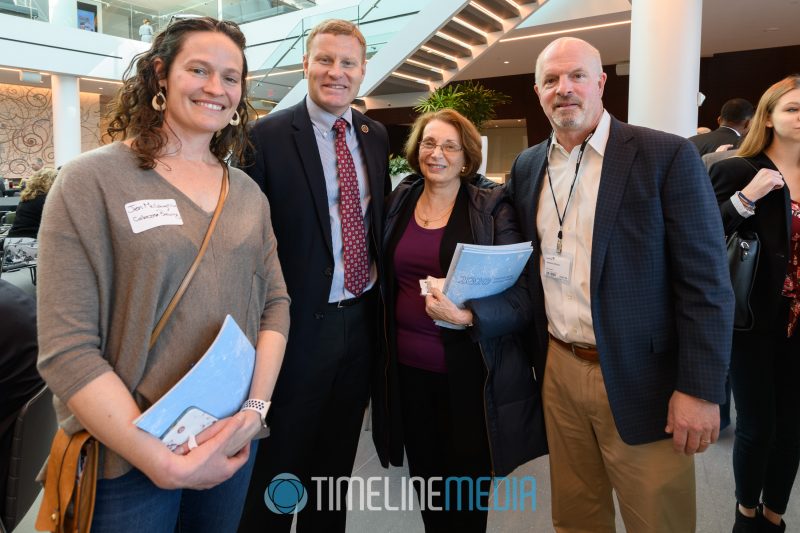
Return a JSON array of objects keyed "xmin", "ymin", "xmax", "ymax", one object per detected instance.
[
  {"xmin": 35, "ymin": 430, "xmax": 99, "ymax": 533},
  {"xmin": 34, "ymin": 168, "xmax": 230, "ymax": 532}
]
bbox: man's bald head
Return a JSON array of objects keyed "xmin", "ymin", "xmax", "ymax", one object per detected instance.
[{"xmin": 535, "ymin": 37, "xmax": 603, "ymax": 85}]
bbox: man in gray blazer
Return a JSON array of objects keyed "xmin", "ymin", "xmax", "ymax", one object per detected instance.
[{"xmin": 506, "ymin": 37, "xmax": 734, "ymax": 532}]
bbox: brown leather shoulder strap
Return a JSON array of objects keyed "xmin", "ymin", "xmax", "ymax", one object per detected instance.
[{"xmin": 149, "ymin": 166, "xmax": 230, "ymax": 350}]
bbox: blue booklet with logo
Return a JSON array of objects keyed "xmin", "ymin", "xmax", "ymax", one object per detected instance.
[
  {"xmin": 133, "ymin": 315, "xmax": 255, "ymax": 449},
  {"xmin": 436, "ymin": 242, "xmax": 533, "ymax": 329}
]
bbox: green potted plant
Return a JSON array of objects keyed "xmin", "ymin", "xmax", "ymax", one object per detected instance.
[
  {"xmin": 413, "ymin": 81, "xmax": 509, "ymax": 130},
  {"xmin": 389, "ymin": 154, "xmax": 412, "ymax": 189},
  {"xmin": 414, "ymin": 81, "xmax": 510, "ymax": 175}
]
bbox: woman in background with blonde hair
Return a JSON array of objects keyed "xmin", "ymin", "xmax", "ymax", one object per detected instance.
[
  {"xmin": 710, "ymin": 75, "xmax": 800, "ymax": 533},
  {"xmin": 8, "ymin": 167, "xmax": 57, "ymax": 238}
]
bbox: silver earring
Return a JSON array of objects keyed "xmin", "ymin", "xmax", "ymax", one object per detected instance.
[
  {"xmin": 229, "ymin": 109, "xmax": 240, "ymax": 126},
  {"xmin": 151, "ymin": 89, "xmax": 166, "ymax": 112}
]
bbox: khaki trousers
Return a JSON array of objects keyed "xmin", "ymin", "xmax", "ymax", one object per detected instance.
[{"xmin": 542, "ymin": 338, "xmax": 696, "ymax": 533}]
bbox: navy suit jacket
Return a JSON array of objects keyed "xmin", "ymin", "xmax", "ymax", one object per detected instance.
[
  {"xmin": 507, "ymin": 115, "xmax": 734, "ymax": 445},
  {"xmin": 243, "ymin": 100, "xmax": 390, "ymax": 403},
  {"xmin": 689, "ymin": 126, "xmax": 741, "ymax": 156}
]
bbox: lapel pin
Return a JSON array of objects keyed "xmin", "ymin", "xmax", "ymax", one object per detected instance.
[{"xmin": 361, "ymin": 124, "xmax": 369, "ymax": 133}]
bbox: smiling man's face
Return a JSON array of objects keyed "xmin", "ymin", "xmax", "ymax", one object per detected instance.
[
  {"xmin": 303, "ymin": 32, "xmax": 366, "ymax": 116},
  {"xmin": 534, "ymin": 38, "xmax": 606, "ymax": 140}
]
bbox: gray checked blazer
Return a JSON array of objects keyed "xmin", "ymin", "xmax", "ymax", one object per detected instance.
[{"xmin": 505, "ymin": 115, "xmax": 734, "ymax": 445}]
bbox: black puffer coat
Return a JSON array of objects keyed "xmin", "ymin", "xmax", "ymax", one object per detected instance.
[{"xmin": 371, "ymin": 174, "xmax": 548, "ymax": 476}]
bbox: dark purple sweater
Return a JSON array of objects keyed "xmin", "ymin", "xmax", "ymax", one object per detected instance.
[{"xmin": 393, "ymin": 216, "xmax": 447, "ymax": 373}]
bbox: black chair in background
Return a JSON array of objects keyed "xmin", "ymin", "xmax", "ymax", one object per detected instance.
[{"xmin": 2, "ymin": 386, "xmax": 56, "ymax": 531}]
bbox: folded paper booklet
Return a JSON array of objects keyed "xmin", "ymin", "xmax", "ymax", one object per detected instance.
[
  {"xmin": 436, "ymin": 242, "xmax": 533, "ymax": 330},
  {"xmin": 133, "ymin": 315, "xmax": 255, "ymax": 450}
]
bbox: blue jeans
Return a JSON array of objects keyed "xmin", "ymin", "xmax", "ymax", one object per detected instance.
[{"xmin": 91, "ymin": 440, "xmax": 258, "ymax": 533}]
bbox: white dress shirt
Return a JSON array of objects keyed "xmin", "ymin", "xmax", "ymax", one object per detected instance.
[{"xmin": 536, "ymin": 110, "xmax": 611, "ymax": 345}]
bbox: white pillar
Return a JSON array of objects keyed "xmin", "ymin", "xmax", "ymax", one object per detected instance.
[
  {"xmin": 51, "ymin": 74, "xmax": 82, "ymax": 167},
  {"xmin": 628, "ymin": 0, "xmax": 702, "ymax": 137},
  {"xmin": 49, "ymin": 0, "xmax": 76, "ymax": 27}
]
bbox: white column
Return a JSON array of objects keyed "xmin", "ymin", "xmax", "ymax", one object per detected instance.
[
  {"xmin": 49, "ymin": 0, "xmax": 76, "ymax": 27},
  {"xmin": 51, "ymin": 74, "xmax": 82, "ymax": 167},
  {"xmin": 628, "ymin": 0, "xmax": 703, "ymax": 137}
]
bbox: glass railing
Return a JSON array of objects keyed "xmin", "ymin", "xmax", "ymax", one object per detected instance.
[
  {"xmin": 2, "ymin": 0, "xmax": 316, "ymax": 40},
  {"xmin": 0, "ymin": 0, "xmax": 47, "ymax": 22},
  {"xmin": 247, "ymin": 0, "xmax": 428, "ymax": 113}
]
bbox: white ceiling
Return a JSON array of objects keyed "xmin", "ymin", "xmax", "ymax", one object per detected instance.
[
  {"xmin": 1, "ymin": 0, "xmax": 798, "ymax": 98},
  {"xmin": 457, "ymin": 0, "xmax": 800, "ymax": 81}
]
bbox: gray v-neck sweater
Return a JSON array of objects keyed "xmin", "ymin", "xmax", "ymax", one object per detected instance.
[{"xmin": 36, "ymin": 142, "xmax": 290, "ymax": 478}]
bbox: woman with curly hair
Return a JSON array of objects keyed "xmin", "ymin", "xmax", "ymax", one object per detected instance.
[
  {"xmin": 7, "ymin": 167, "xmax": 57, "ymax": 238},
  {"xmin": 36, "ymin": 16, "xmax": 289, "ymax": 532}
]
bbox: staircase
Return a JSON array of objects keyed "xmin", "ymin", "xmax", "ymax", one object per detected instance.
[{"xmin": 248, "ymin": 0, "xmax": 546, "ymax": 113}]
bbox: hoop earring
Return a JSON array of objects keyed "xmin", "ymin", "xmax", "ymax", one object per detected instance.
[
  {"xmin": 229, "ymin": 109, "xmax": 241, "ymax": 126},
  {"xmin": 151, "ymin": 89, "xmax": 166, "ymax": 112}
]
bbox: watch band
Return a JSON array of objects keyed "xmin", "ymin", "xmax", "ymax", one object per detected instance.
[{"xmin": 240, "ymin": 399, "xmax": 271, "ymax": 428}]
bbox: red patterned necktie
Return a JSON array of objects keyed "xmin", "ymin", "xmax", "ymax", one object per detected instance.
[{"xmin": 334, "ymin": 118, "xmax": 369, "ymax": 296}]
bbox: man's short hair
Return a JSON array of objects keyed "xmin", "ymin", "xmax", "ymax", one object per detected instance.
[
  {"xmin": 720, "ymin": 98, "xmax": 754, "ymax": 123},
  {"xmin": 306, "ymin": 19, "xmax": 367, "ymax": 61}
]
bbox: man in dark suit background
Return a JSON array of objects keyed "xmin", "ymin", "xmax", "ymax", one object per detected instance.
[
  {"xmin": 689, "ymin": 98, "xmax": 754, "ymax": 155},
  {"xmin": 506, "ymin": 37, "xmax": 734, "ymax": 532},
  {"xmin": 239, "ymin": 19, "xmax": 390, "ymax": 533}
]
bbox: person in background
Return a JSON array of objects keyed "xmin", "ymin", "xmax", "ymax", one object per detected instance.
[
  {"xmin": 506, "ymin": 37, "xmax": 733, "ymax": 532},
  {"xmin": 373, "ymin": 109, "xmax": 547, "ymax": 532},
  {"xmin": 8, "ymin": 168, "xmax": 57, "ymax": 238},
  {"xmin": 690, "ymin": 98, "xmax": 755, "ymax": 155},
  {"xmin": 139, "ymin": 18, "xmax": 154, "ymax": 43},
  {"xmin": 30, "ymin": 158, "xmax": 44, "ymax": 173},
  {"xmin": 709, "ymin": 75, "xmax": 800, "ymax": 533},
  {"xmin": 0, "ymin": 279, "xmax": 44, "ymax": 522},
  {"xmin": 36, "ymin": 17, "xmax": 289, "ymax": 532}
]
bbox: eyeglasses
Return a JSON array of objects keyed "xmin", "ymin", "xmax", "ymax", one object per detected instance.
[{"xmin": 419, "ymin": 139, "xmax": 462, "ymax": 153}]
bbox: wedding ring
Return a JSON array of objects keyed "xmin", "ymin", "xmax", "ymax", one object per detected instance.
[
  {"xmin": 187, "ymin": 433, "xmax": 198, "ymax": 450},
  {"xmin": 700, "ymin": 439, "xmax": 711, "ymax": 445}
]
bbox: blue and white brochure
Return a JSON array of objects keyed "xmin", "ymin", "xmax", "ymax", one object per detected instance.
[
  {"xmin": 437, "ymin": 242, "xmax": 533, "ymax": 329},
  {"xmin": 134, "ymin": 315, "xmax": 255, "ymax": 444}
]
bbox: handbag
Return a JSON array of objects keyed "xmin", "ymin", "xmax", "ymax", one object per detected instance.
[
  {"xmin": 35, "ymin": 168, "xmax": 230, "ymax": 533},
  {"xmin": 727, "ymin": 230, "xmax": 760, "ymax": 331}
]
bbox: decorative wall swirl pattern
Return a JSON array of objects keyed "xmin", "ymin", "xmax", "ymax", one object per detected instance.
[{"xmin": 0, "ymin": 83, "xmax": 102, "ymax": 181}]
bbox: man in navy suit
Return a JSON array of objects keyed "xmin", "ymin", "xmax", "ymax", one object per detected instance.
[
  {"xmin": 506, "ymin": 37, "xmax": 734, "ymax": 532},
  {"xmin": 689, "ymin": 98, "xmax": 754, "ymax": 156},
  {"xmin": 239, "ymin": 19, "xmax": 390, "ymax": 533}
]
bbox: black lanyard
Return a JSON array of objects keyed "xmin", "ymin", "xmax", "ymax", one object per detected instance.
[{"xmin": 545, "ymin": 132, "xmax": 594, "ymax": 254}]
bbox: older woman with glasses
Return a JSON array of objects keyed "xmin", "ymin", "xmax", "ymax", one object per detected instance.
[{"xmin": 372, "ymin": 109, "xmax": 547, "ymax": 533}]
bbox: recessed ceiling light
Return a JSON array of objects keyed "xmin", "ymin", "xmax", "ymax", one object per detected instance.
[{"xmin": 503, "ymin": 61, "xmax": 509, "ymax": 64}]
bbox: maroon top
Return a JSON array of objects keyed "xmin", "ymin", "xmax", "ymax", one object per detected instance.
[
  {"xmin": 393, "ymin": 216, "xmax": 447, "ymax": 373},
  {"xmin": 782, "ymin": 199, "xmax": 800, "ymax": 338}
]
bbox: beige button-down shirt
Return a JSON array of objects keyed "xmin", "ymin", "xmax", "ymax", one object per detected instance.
[{"xmin": 536, "ymin": 110, "xmax": 611, "ymax": 345}]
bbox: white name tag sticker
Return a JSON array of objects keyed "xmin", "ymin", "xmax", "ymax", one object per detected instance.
[
  {"xmin": 543, "ymin": 251, "xmax": 573, "ymax": 283},
  {"xmin": 125, "ymin": 199, "xmax": 184, "ymax": 234}
]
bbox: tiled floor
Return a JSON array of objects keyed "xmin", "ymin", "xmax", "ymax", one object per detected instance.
[{"xmin": 6, "ymin": 269, "xmax": 799, "ymax": 532}]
